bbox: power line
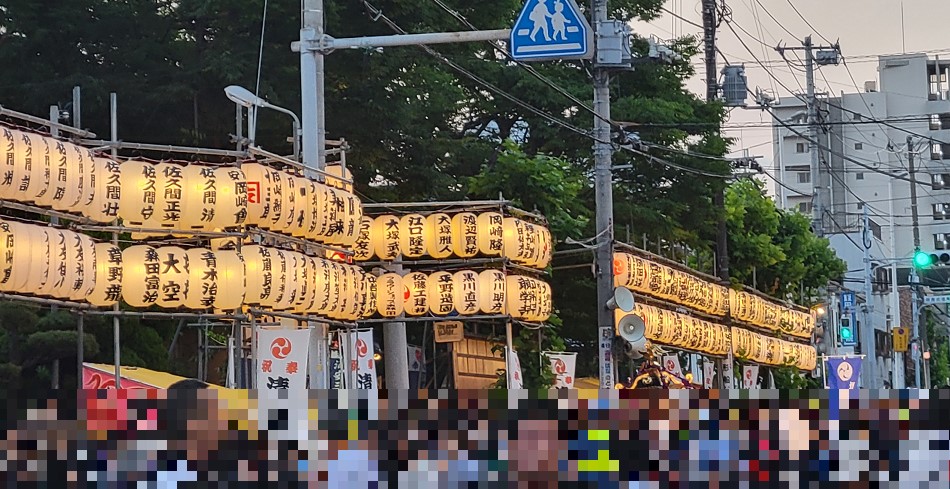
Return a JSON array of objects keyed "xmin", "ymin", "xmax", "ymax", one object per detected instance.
[{"xmin": 785, "ymin": 0, "xmax": 834, "ymax": 45}]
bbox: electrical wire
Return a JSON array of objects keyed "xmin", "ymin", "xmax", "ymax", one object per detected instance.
[
  {"xmin": 785, "ymin": 0, "xmax": 834, "ymax": 45},
  {"xmin": 255, "ymin": 0, "xmax": 269, "ymax": 98}
]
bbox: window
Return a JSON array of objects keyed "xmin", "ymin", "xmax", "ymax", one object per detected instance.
[
  {"xmin": 932, "ymin": 114, "xmax": 942, "ymax": 130},
  {"xmin": 857, "ymin": 203, "xmax": 864, "ymax": 210},
  {"xmin": 853, "ymin": 113, "xmax": 863, "ymax": 121},
  {"xmin": 935, "ymin": 233, "xmax": 950, "ymax": 250},
  {"xmin": 933, "ymin": 174, "xmax": 950, "ymax": 190},
  {"xmin": 856, "ymin": 172, "xmax": 864, "ymax": 180},
  {"xmin": 935, "ymin": 203, "xmax": 950, "ymax": 220},
  {"xmin": 932, "ymin": 143, "xmax": 945, "ymax": 160},
  {"xmin": 795, "ymin": 142, "xmax": 806, "ymax": 153},
  {"xmin": 854, "ymin": 142, "xmax": 863, "ymax": 150},
  {"xmin": 797, "ymin": 172, "xmax": 811, "ymax": 184},
  {"xmin": 798, "ymin": 202, "xmax": 812, "ymax": 213}
]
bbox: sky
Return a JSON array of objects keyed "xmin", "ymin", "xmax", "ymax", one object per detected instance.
[{"xmin": 630, "ymin": 0, "xmax": 950, "ymax": 166}]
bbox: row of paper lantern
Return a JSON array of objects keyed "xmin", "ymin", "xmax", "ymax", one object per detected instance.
[
  {"xmin": 353, "ymin": 213, "xmax": 552, "ymax": 269},
  {"xmin": 731, "ymin": 327, "xmax": 817, "ymax": 371},
  {"xmin": 613, "ymin": 252, "xmax": 815, "ymax": 339},
  {"xmin": 0, "ymin": 128, "xmax": 363, "ymax": 246},
  {"xmin": 619, "ymin": 303, "xmax": 732, "ymax": 356},
  {"xmin": 375, "ymin": 270, "xmax": 551, "ymax": 322}
]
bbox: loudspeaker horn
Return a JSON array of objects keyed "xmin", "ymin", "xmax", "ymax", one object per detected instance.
[
  {"xmin": 606, "ymin": 287, "xmax": 635, "ymax": 313},
  {"xmin": 617, "ymin": 313, "xmax": 647, "ymax": 359}
]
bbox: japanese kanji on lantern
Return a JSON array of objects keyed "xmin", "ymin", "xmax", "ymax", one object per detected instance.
[
  {"xmin": 372, "ymin": 215, "xmax": 400, "ymax": 261},
  {"xmin": 154, "ymin": 246, "xmax": 187, "ymax": 308},
  {"xmin": 427, "ymin": 271, "xmax": 455, "ymax": 316},
  {"xmin": 477, "ymin": 269, "xmax": 505, "ymax": 315},
  {"xmin": 242, "ymin": 162, "xmax": 273, "ymax": 226},
  {"xmin": 352, "ymin": 216, "xmax": 373, "ymax": 262},
  {"xmin": 450, "ymin": 212, "xmax": 479, "ymax": 258},
  {"xmin": 213, "ymin": 166, "xmax": 248, "ymax": 229},
  {"xmin": 85, "ymin": 157, "xmax": 121, "ymax": 223},
  {"xmin": 453, "ymin": 270, "xmax": 479, "ymax": 316},
  {"xmin": 243, "ymin": 245, "xmax": 272, "ymax": 306},
  {"xmin": 89, "ymin": 243, "xmax": 122, "ymax": 307},
  {"xmin": 426, "ymin": 213, "xmax": 453, "ymax": 259},
  {"xmin": 118, "ymin": 160, "xmax": 156, "ymax": 229},
  {"xmin": 183, "ymin": 248, "xmax": 217, "ymax": 309},
  {"xmin": 69, "ymin": 232, "xmax": 97, "ymax": 301},
  {"xmin": 404, "ymin": 271, "xmax": 429, "ymax": 316},
  {"xmin": 376, "ymin": 272, "xmax": 403, "ymax": 318},
  {"xmin": 477, "ymin": 212, "xmax": 504, "ymax": 257},
  {"xmin": 122, "ymin": 245, "xmax": 161, "ymax": 308},
  {"xmin": 399, "ymin": 214, "xmax": 426, "ymax": 259}
]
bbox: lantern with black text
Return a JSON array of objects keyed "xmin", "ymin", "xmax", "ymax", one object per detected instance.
[
  {"xmin": 537, "ymin": 227, "xmax": 553, "ymax": 269},
  {"xmin": 243, "ymin": 245, "xmax": 271, "ymax": 306},
  {"xmin": 272, "ymin": 249, "xmax": 294, "ymax": 311},
  {"xmin": 477, "ymin": 269, "xmax": 506, "ymax": 315},
  {"xmin": 179, "ymin": 165, "xmax": 215, "ymax": 231},
  {"xmin": 118, "ymin": 160, "xmax": 157, "ymax": 228},
  {"xmin": 352, "ymin": 216, "xmax": 373, "ymax": 261},
  {"xmin": 506, "ymin": 275, "xmax": 540, "ymax": 320},
  {"xmin": 266, "ymin": 169, "xmax": 286, "ymax": 231},
  {"xmin": 335, "ymin": 261, "xmax": 352, "ymax": 320},
  {"xmin": 89, "ymin": 243, "xmax": 122, "ymax": 307},
  {"xmin": 324, "ymin": 164, "xmax": 353, "ymax": 193},
  {"xmin": 293, "ymin": 254, "xmax": 314, "ymax": 314},
  {"xmin": 122, "ymin": 245, "xmax": 161, "ymax": 308},
  {"xmin": 360, "ymin": 272, "xmax": 377, "ymax": 319},
  {"xmin": 476, "ymin": 212, "xmax": 503, "ymax": 256},
  {"xmin": 214, "ymin": 249, "xmax": 245, "ymax": 311},
  {"xmin": 297, "ymin": 179, "xmax": 317, "ymax": 240},
  {"xmin": 536, "ymin": 281, "xmax": 552, "ymax": 322},
  {"xmin": 279, "ymin": 175, "xmax": 299, "ymax": 234},
  {"xmin": 345, "ymin": 265, "xmax": 366, "ymax": 320},
  {"xmin": 502, "ymin": 217, "xmax": 525, "ymax": 263},
  {"xmin": 313, "ymin": 258, "xmax": 333, "ymax": 315},
  {"xmin": 154, "ymin": 246, "xmax": 188, "ymax": 308},
  {"xmin": 372, "ymin": 215, "xmax": 400, "ymax": 261},
  {"xmin": 85, "ymin": 157, "xmax": 121, "ymax": 223},
  {"xmin": 242, "ymin": 163, "xmax": 272, "ymax": 226},
  {"xmin": 0, "ymin": 221, "xmax": 14, "ymax": 292},
  {"xmin": 322, "ymin": 185, "xmax": 345, "ymax": 244},
  {"xmin": 68, "ymin": 233, "xmax": 96, "ymax": 301},
  {"xmin": 399, "ymin": 214, "xmax": 427, "ymax": 259},
  {"xmin": 0, "ymin": 129, "xmax": 24, "ymax": 202},
  {"xmin": 426, "ymin": 213, "xmax": 453, "ymax": 259},
  {"xmin": 213, "ymin": 166, "xmax": 248, "ymax": 229},
  {"xmin": 340, "ymin": 193, "xmax": 362, "ymax": 248},
  {"xmin": 428, "ymin": 271, "xmax": 455, "ymax": 316},
  {"xmin": 30, "ymin": 227, "xmax": 54, "ymax": 297},
  {"xmin": 22, "ymin": 132, "xmax": 51, "ymax": 203},
  {"xmin": 183, "ymin": 248, "xmax": 217, "ymax": 309},
  {"xmin": 403, "ymin": 271, "xmax": 429, "ymax": 316},
  {"xmin": 451, "ymin": 212, "xmax": 479, "ymax": 258},
  {"xmin": 150, "ymin": 163, "xmax": 183, "ymax": 233},
  {"xmin": 376, "ymin": 273, "xmax": 403, "ymax": 318},
  {"xmin": 521, "ymin": 222, "xmax": 541, "ymax": 267},
  {"xmin": 453, "ymin": 270, "xmax": 479, "ymax": 316},
  {"xmin": 51, "ymin": 142, "xmax": 87, "ymax": 212}
]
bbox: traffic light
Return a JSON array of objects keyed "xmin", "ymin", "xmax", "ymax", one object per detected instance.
[
  {"xmin": 839, "ymin": 316, "xmax": 856, "ymax": 346},
  {"xmin": 913, "ymin": 249, "xmax": 950, "ymax": 268}
]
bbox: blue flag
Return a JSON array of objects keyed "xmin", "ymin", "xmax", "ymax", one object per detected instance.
[{"xmin": 826, "ymin": 357, "xmax": 862, "ymax": 390}]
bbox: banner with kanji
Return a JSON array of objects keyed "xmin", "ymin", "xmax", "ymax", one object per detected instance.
[
  {"xmin": 826, "ymin": 357, "xmax": 862, "ymax": 390},
  {"xmin": 662, "ymin": 355, "xmax": 683, "ymax": 378},
  {"xmin": 408, "ymin": 344, "xmax": 426, "ymax": 389},
  {"xmin": 256, "ymin": 328, "xmax": 310, "ymax": 392},
  {"xmin": 308, "ymin": 325, "xmax": 328, "ymax": 389},
  {"xmin": 347, "ymin": 329, "xmax": 378, "ymax": 389},
  {"xmin": 545, "ymin": 352, "xmax": 577, "ymax": 389},
  {"xmin": 742, "ymin": 365, "xmax": 759, "ymax": 389},
  {"xmin": 507, "ymin": 348, "xmax": 524, "ymax": 389},
  {"xmin": 703, "ymin": 360, "xmax": 716, "ymax": 389}
]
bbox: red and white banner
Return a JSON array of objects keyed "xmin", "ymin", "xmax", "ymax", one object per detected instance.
[
  {"xmin": 256, "ymin": 328, "xmax": 310, "ymax": 392},
  {"xmin": 742, "ymin": 365, "xmax": 760, "ymax": 389},
  {"xmin": 507, "ymin": 348, "xmax": 524, "ymax": 389},
  {"xmin": 545, "ymin": 352, "xmax": 577, "ymax": 389},
  {"xmin": 662, "ymin": 355, "xmax": 683, "ymax": 378},
  {"xmin": 346, "ymin": 329, "xmax": 378, "ymax": 389},
  {"xmin": 703, "ymin": 360, "xmax": 716, "ymax": 389},
  {"xmin": 82, "ymin": 365, "xmax": 154, "ymax": 390}
]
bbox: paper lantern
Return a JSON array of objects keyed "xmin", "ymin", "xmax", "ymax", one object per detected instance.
[
  {"xmin": 452, "ymin": 271, "xmax": 479, "ymax": 316},
  {"xmin": 272, "ymin": 249, "xmax": 295, "ymax": 311},
  {"xmin": 152, "ymin": 246, "xmax": 187, "ymax": 308},
  {"xmin": 212, "ymin": 166, "xmax": 248, "ymax": 229},
  {"xmin": 352, "ymin": 216, "xmax": 374, "ymax": 262},
  {"xmin": 613, "ymin": 253, "xmax": 631, "ymax": 288},
  {"xmin": 88, "ymin": 243, "xmax": 122, "ymax": 307},
  {"xmin": 243, "ymin": 245, "xmax": 270, "ymax": 306},
  {"xmin": 0, "ymin": 128, "xmax": 23, "ymax": 201},
  {"xmin": 36, "ymin": 228, "xmax": 68, "ymax": 298},
  {"xmin": 340, "ymin": 192, "xmax": 362, "ymax": 249},
  {"xmin": 476, "ymin": 212, "xmax": 503, "ymax": 256},
  {"xmin": 426, "ymin": 213, "xmax": 453, "ymax": 259},
  {"xmin": 324, "ymin": 164, "xmax": 353, "ymax": 193},
  {"xmin": 68, "ymin": 233, "xmax": 97, "ymax": 301},
  {"xmin": 376, "ymin": 273, "xmax": 404, "ymax": 318},
  {"xmin": 147, "ymin": 163, "xmax": 182, "ymax": 233},
  {"xmin": 304, "ymin": 255, "xmax": 321, "ymax": 314},
  {"xmin": 399, "ymin": 214, "xmax": 427, "ymax": 258},
  {"xmin": 122, "ymin": 245, "xmax": 161, "ymax": 308},
  {"xmin": 345, "ymin": 266, "xmax": 367, "ymax": 320},
  {"xmin": 279, "ymin": 174, "xmax": 300, "ymax": 234},
  {"xmin": 428, "ymin": 271, "xmax": 455, "ymax": 316},
  {"xmin": 242, "ymin": 163, "xmax": 272, "ymax": 226},
  {"xmin": 214, "ymin": 249, "xmax": 245, "ymax": 311},
  {"xmin": 305, "ymin": 181, "xmax": 324, "ymax": 240},
  {"xmin": 21, "ymin": 132, "xmax": 51, "ymax": 203},
  {"xmin": 117, "ymin": 160, "xmax": 156, "ymax": 228},
  {"xmin": 450, "ymin": 213, "xmax": 479, "ymax": 258},
  {"xmin": 537, "ymin": 226, "xmax": 553, "ymax": 269},
  {"xmin": 181, "ymin": 248, "xmax": 217, "ymax": 309},
  {"xmin": 0, "ymin": 221, "xmax": 14, "ymax": 292},
  {"xmin": 477, "ymin": 269, "xmax": 506, "ymax": 315},
  {"xmin": 84, "ymin": 157, "xmax": 121, "ymax": 223},
  {"xmin": 289, "ymin": 251, "xmax": 307, "ymax": 312},
  {"xmin": 178, "ymin": 165, "xmax": 214, "ymax": 231},
  {"xmin": 502, "ymin": 217, "xmax": 526, "ymax": 263},
  {"xmin": 312, "ymin": 182, "xmax": 331, "ymax": 240},
  {"xmin": 336, "ymin": 261, "xmax": 352, "ymax": 320},
  {"xmin": 322, "ymin": 185, "xmax": 346, "ymax": 245},
  {"xmin": 521, "ymin": 222, "xmax": 541, "ymax": 267},
  {"xmin": 266, "ymin": 169, "xmax": 286, "ymax": 231},
  {"xmin": 403, "ymin": 271, "xmax": 429, "ymax": 316},
  {"xmin": 292, "ymin": 254, "xmax": 313, "ymax": 314},
  {"xmin": 297, "ymin": 179, "xmax": 317, "ymax": 240},
  {"xmin": 372, "ymin": 215, "xmax": 400, "ymax": 260},
  {"xmin": 506, "ymin": 275, "xmax": 541, "ymax": 320},
  {"xmin": 312, "ymin": 258, "xmax": 333, "ymax": 315},
  {"xmin": 361, "ymin": 273, "xmax": 378, "ymax": 319}
]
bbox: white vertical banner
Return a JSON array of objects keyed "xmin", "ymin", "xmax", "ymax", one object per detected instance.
[
  {"xmin": 742, "ymin": 365, "xmax": 760, "ymax": 389},
  {"xmin": 545, "ymin": 352, "xmax": 577, "ymax": 389},
  {"xmin": 328, "ymin": 330, "xmax": 344, "ymax": 389},
  {"xmin": 662, "ymin": 355, "xmax": 683, "ymax": 378},
  {"xmin": 408, "ymin": 344, "xmax": 426, "ymax": 388},
  {"xmin": 507, "ymin": 348, "xmax": 524, "ymax": 389},
  {"xmin": 723, "ymin": 352, "xmax": 735, "ymax": 389},
  {"xmin": 308, "ymin": 324, "xmax": 328, "ymax": 389},
  {"xmin": 256, "ymin": 328, "xmax": 311, "ymax": 392},
  {"xmin": 703, "ymin": 360, "xmax": 716, "ymax": 389},
  {"xmin": 351, "ymin": 329, "xmax": 378, "ymax": 389}
]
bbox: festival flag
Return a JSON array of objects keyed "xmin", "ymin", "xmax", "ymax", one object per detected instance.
[
  {"xmin": 742, "ymin": 365, "xmax": 759, "ymax": 389},
  {"xmin": 408, "ymin": 344, "xmax": 426, "ymax": 388},
  {"xmin": 256, "ymin": 328, "xmax": 310, "ymax": 392},
  {"xmin": 703, "ymin": 360, "xmax": 716, "ymax": 389},
  {"xmin": 662, "ymin": 355, "xmax": 683, "ymax": 378},
  {"xmin": 349, "ymin": 329, "xmax": 378, "ymax": 389},
  {"xmin": 508, "ymin": 348, "xmax": 524, "ymax": 389},
  {"xmin": 545, "ymin": 352, "xmax": 577, "ymax": 389},
  {"xmin": 826, "ymin": 357, "xmax": 862, "ymax": 390}
]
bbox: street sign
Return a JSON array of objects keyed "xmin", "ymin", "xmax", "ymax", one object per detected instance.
[
  {"xmin": 840, "ymin": 291, "xmax": 855, "ymax": 313},
  {"xmin": 923, "ymin": 295, "xmax": 950, "ymax": 304},
  {"xmin": 892, "ymin": 327, "xmax": 910, "ymax": 352},
  {"xmin": 510, "ymin": 0, "xmax": 592, "ymax": 61}
]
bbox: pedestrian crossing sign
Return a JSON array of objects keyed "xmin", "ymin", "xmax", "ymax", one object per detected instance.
[{"xmin": 510, "ymin": 0, "xmax": 593, "ymax": 61}]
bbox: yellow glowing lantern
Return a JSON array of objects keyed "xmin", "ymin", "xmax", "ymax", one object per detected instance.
[
  {"xmin": 27, "ymin": 227, "xmax": 53, "ymax": 297},
  {"xmin": 502, "ymin": 217, "xmax": 526, "ymax": 263},
  {"xmin": 214, "ymin": 249, "xmax": 245, "ymax": 311},
  {"xmin": 118, "ymin": 160, "xmax": 157, "ymax": 228},
  {"xmin": 289, "ymin": 251, "xmax": 307, "ymax": 313},
  {"xmin": 88, "ymin": 243, "xmax": 122, "ymax": 307},
  {"xmin": 506, "ymin": 275, "xmax": 541, "ymax": 320},
  {"xmin": 312, "ymin": 258, "xmax": 332, "ymax": 315},
  {"xmin": 297, "ymin": 179, "xmax": 317, "ymax": 240},
  {"xmin": 324, "ymin": 164, "xmax": 353, "ymax": 193},
  {"xmin": 266, "ymin": 169, "xmax": 287, "ymax": 232},
  {"xmin": 153, "ymin": 246, "xmax": 188, "ymax": 308},
  {"xmin": 179, "ymin": 165, "xmax": 214, "ymax": 231},
  {"xmin": 68, "ymin": 232, "xmax": 97, "ymax": 301},
  {"xmin": 476, "ymin": 212, "xmax": 504, "ymax": 256},
  {"xmin": 345, "ymin": 265, "xmax": 366, "ymax": 320},
  {"xmin": 536, "ymin": 281, "xmax": 552, "ymax": 322},
  {"xmin": 353, "ymin": 216, "xmax": 374, "ymax": 262},
  {"xmin": 84, "ymin": 157, "xmax": 121, "ymax": 223},
  {"xmin": 122, "ymin": 245, "xmax": 161, "ymax": 308},
  {"xmin": 450, "ymin": 212, "xmax": 479, "ymax": 259},
  {"xmin": 376, "ymin": 273, "xmax": 404, "ymax": 318},
  {"xmin": 46, "ymin": 228, "xmax": 78, "ymax": 299},
  {"xmin": 292, "ymin": 254, "xmax": 313, "ymax": 314},
  {"xmin": 312, "ymin": 182, "xmax": 332, "ymax": 240},
  {"xmin": 20, "ymin": 132, "xmax": 51, "ymax": 203},
  {"xmin": 279, "ymin": 174, "xmax": 299, "ymax": 234},
  {"xmin": 213, "ymin": 166, "xmax": 248, "ymax": 230},
  {"xmin": 361, "ymin": 273, "xmax": 378, "ymax": 319},
  {"xmin": 521, "ymin": 222, "xmax": 541, "ymax": 268},
  {"xmin": 428, "ymin": 271, "xmax": 455, "ymax": 316},
  {"xmin": 336, "ymin": 261, "xmax": 352, "ymax": 320},
  {"xmin": 453, "ymin": 270, "xmax": 480, "ymax": 316},
  {"xmin": 0, "ymin": 221, "xmax": 14, "ymax": 292},
  {"xmin": 477, "ymin": 269, "xmax": 506, "ymax": 315},
  {"xmin": 304, "ymin": 255, "xmax": 321, "ymax": 314},
  {"xmin": 0, "ymin": 128, "xmax": 22, "ymax": 201},
  {"xmin": 340, "ymin": 192, "xmax": 362, "ymax": 249},
  {"xmin": 304, "ymin": 181, "xmax": 323, "ymax": 240},
  {"xmin": 426, "ymin": 213, "xmax": 453, "ymax": 260},
  {"xmin": 182, "ymin": 248, "xmax": 217, "ymax": 309},
  {"xmin": 372, "ymin": 215, "xmax": 400, "ymax": 261},
  {"xmin": 403, "ymin": 271, "xmax": 429, "ymax": 316},
  {"xmin": 273, "ymin": 249, "xmax": 296, "ymax": 311},
  {"xmin": 399, "ymin": 214, "xmax": 427, "ymax": 258},
  {"xmin": 323, "ymin": 185, "xmax": 347, "ymax": 245},
  {"xmin": 537, "ymin": 226, "xmax": 553, "ymax": 269},
  {"xmin": 54, "ymin": 143, "xmax": 89, "ymax": 212},
  {"xmin": 613, "ymin": 252, "xmax": 631, "ymax": 288},
  {"xmin": 149, "ymin": 163, "xmax": 182, "ymax": 233},
  {"xmin": 242, "ymin": 245, "xmax": 269, "ymax": 306},
  {"xmin": 241, "ymin": 163, "xmax": 272, "ymax": 227}
]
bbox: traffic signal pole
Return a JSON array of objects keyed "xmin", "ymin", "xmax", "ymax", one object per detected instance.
[{"xmin": 908, "ymin": 135, "xmax": 924, "ymax": 387}]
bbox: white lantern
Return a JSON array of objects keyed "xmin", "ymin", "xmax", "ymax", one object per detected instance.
[
  {"xmin": 327, "ymin": 260, "xmax": 343, "ymax": 318},
  {"xmin": 22, "ymin": 132, "xmax": 51, "ymax": 203},
  {"xmin": 304, "ymin": 180, "xmax": 322, "ymax": 240},
  {"xmin": 292, "ymin": 253, "xmax": 313, "ymax": 314},
  {"xmin": 336, "ymin": 263, "xmax": 353, "ymax": 320},
  {"xmin": 353, "ymin": 216, "xmax": 374, "ymax": 261},
  {"xmin": 178, "ymin": 165, "xmax": 213, "ymax": 231},
  {"xmin": 537, "ymin": 226, "xmax": 553, "ymax": 269},
  {"xmin": 372, "ymin": 215, "xmax": 400, "ymax": 260},
  {"xmin": 273, "ymin": 249, "xmax": 296, "ymax": 311},
  {"xmin": 297, "ymin": 179, "xmax": 317, "ymax": 239},
  {"xmin": 89, "ymin": 243, "xmax": 122, "ymax": 307},
  {"xmin": 118, "ymin": 160, "xmax": 157, "ymax": 228},
  {"xmin": 361, "ymin": 273, "xmax": 377, "ymax": 319},
  {"xmin": 313, "ymin": 258, "xmax": 333, "ymax": 315},
  {"xmin": 427, "ymin": 271, "xmax": 455, "ymax": 316},
  {"xmin": 39, "ymin": 228, "xmax": 69, "ymax": 298},
  {"xmin": 451, "ymin": 213, "xmax": 479, "ymax": 259},
  {"xmin": 521, "ymin": 222, "xmax": 541, "ymax": 268},
  {"xmin": 324, "ymin": 164, "xmax": 353, "ymax": 193},
  {"xmin": 506, "ymin": 275, "xmax": 541, "ymax": 320},
  {"xmin": 122, "ymin": 245, "xmax": 161, "ymax": 308},
  {"xmin": 265, "ymin": 169, "xmax": 287, "ymax": 231},
  {"xmin": 279, "ymin": 174, "xmax": 300, "ymax": 234},
  {"xmin": 310, "ymin": 182, "xmax": 330, "ymax": 240},
  {"xmin": 322, "ymin": 186, "xmax": 346, "ymax": 244},
  {"xmin": 0, "ymin": 128, "xmax": 21, "ymax": 201},
  {"xmin": 152, "ymin": 163, "xmax": 184, "ymax": 232},
  {"xmin": 347, "ymin": 266, "xmax": 367, "ymax": 320},
  {"xmin": 340, "ymin": 192, "xmax": 363, "ymax": 249},
  {"xmin": 46, "ymin": 141, "xmax": 75, "ymax": 211},
  {"xmin": 154, "ymin": 246, "xmax": 188, "ymax": 308},
  {"xmin": 183, "ymin": 248, "xmax": 217, "ymax": 309},
  {"xmin": 66, "ymin": 232, "xmax": 94, "ymax": 301},
  {"xmin": 214, "ymin": 249, "xmax": 245, "ymax": 311},
  {"xmin": 477, "ymin": 212, "xmax": 504, "ymax": 257},
  {"xmin": 243, "ymin": 245, "xmax": 270, "ymax": 306},
  {"xmin": 536, "ymin": 281, "xmax": 552, "ymax": 322},
  {"xmin": 376, "ymin": 273, "xmax": 403, "ymax": 318},
  {"xmin": 426, "ymin": 213, "xmax": 453, "ymax": 259},
  {"xmin": 477, "ymin": 269, "xmax": 506, "ymax": 315},
  {"xmin": 84, "ymin": 157, "xmax": 121, "ymax": 223},
  {"xmin": 403, "ymin": 271, "xmax": 429, "ymax": 316},
  {"xmin": 242, "ymin": 163, "xmax": 272, "ymax": 226},
  {"xmin": 399, "ymin": 214, "xmax": 427, "ymax": 258},
  {"xmin": 11, "ymin": 131, "xmax": 45, "ymax": 203},
  {"xmin": 0, "ymin": 220, "xmax": 14, "ymax": 292},
  {"xmin": 453, "ymin": 270, "xmax": 479, "ymax": 316},
  {"xmin": 211, "ymin": 166, "xmax": 247, "ymax": 229}
]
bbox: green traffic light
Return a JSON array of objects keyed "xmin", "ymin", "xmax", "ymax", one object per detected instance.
[
  {"xmin": 914, "ymin": 251, "xmax": 933, "ymax": 268},
  {"xmin": 840, "ymin": 327, "xmax": 853, "ymax": 340}
]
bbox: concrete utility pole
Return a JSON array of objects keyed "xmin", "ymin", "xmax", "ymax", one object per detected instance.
[
  {"xmin": 908, "ymin": 135, "xmax": 923, "ymax": 387},
  {"xmin": 300, "ymin": 0, "xmax": 327, "ymax": 174},
  {"xmin": 592, "ymin": 0, "xmax": 616, "ymax": 389},
  {"xmin": 861, "ymin": 205, "xmax": 877, "ymax": 388}
]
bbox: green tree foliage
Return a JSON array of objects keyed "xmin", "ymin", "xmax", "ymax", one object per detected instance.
[
  {"xmin": 926, "ymin": 311, "xmax": 950, "ymax": 387},
  {"xmin": 771, "ymin": 365, "xmax": 822, "ymax": 389}
]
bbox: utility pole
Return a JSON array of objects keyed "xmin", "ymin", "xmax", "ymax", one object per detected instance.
[
  {"xmin": 592, "ymin": 0, "xmax": 616, "ymax": 389},
  {"xmin": 908, "ymin": 135, "xmax": 923, "ymax": 387},
  {"xmin": 300, "ymin": 0, "xmax": 327, "ymax": 174},
  {"xmin": 703, "ymin": 0, "xmax": 729, "ymax": 284},
  {"xmin": 861, "ymin": 205, "xmax": 877, "ymax": 387},
  {"xmin": 804, "ymin": 36, "xmax": 823, "ymax": 235}
]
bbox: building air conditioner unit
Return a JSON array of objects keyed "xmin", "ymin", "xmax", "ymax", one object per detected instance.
[{"xmin": 864, "ymin": 81, "xmax": 877, "ymax": 93}]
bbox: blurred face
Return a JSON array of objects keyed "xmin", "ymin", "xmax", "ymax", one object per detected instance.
[{"xmin": 183, "ymin": 394, "xmax": 228, "ymax": 456}]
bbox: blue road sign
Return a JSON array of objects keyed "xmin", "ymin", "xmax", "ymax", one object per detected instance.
[
  {"xmin": 510, "ymin": 0, "xmax": 592, "ymax": 61},
  {"xmin": 840, "ymin": 291, "xmax": 855, "ymax": 313}
]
